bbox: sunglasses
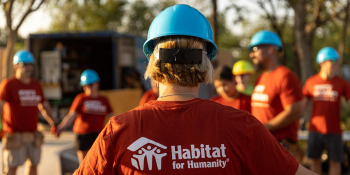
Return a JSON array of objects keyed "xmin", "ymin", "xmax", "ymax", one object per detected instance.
[
  {"xmin": 251, "ymin": 45, "xmax": 269, "ymax": 52},
  {"xmin": 18, "ymin": 63, "xmax": 34, "ymax": 67}
]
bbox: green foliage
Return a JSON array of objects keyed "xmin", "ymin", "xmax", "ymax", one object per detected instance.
[
  {"xmin": 48, "ymin": 0, "xmax": 127, "ymax": 32},
  {"xmin": 125, "ymin": 0, "xmax": 176, "ymax": 37},
  {"xmin": 216, "ymin": 13, "xmax": 240, "ymax": 49}
]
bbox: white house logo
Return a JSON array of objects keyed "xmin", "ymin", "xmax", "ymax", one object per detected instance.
[{"xmin": 127, "ymin": 137, "xmax": 167, "ymax": 171}]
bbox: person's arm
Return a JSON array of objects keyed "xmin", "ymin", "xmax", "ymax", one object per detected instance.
[
  {"xmin": 295, "ymin": 164, "xmax": 319, "ymax": 175},
  {"xmin": 265, "ymin": 100, "xmax": 303, "ymax": 131},
  {"xmin": 57, "ymin": 111, "xmax": 78, "ymax": 131},
  {"xmin": 74, "ymin": 120, "xmax": 117, "ymax": 174},
  {"xmin": 107, "ymin": 113, "xmax": 114, "ymax": 119},
  {"xmin": 38, "ymin": 101, "xmax": 57, "ymax": 127}
]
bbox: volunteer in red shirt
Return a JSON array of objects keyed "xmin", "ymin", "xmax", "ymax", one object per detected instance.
[
  {"xmin": 211, "ymin": 66, "xmax": 251, "ymax": 113},
  {"xmin": 56, "ymin": 69, "xmax": 113, "ymax": 163},
  {"xmin": 0, "ymin": 50, "xmax": 57, "ymax": 175},
  {"xmin": 249, "ymin": 30, "xmax": 304, "ymax": 159},
  {"xmin": 74, "ymin": 5, "xmax": 315, "ymax": 175},
  {"xmin": 138, "ymin": 79, "xmax": 159, "ymax": 107},
  {"xmin": 303, "ymin": 47, "xmax": 350, "ymax": 175}
]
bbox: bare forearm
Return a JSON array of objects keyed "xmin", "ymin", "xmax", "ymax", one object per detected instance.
[
  {"xmin": 266, "ymin": 101, "xmax": 303, "ymax": 131},
  {"xmin": 295, "ymin": 164, "xmax": 319, "ymax": 175},
  {"xmin": 58, "ymin": 113, "xmax": 76, "ymax": 130},
  {"xmin": 42, "ymin": 106, "xmax": 56, "ymax": 126},
  {"xmin": 266, "ymin": 111, "xmax": 299, "ymax": 131},
  {"xmin": 108, "ymin": 113, "xmax": 114, "ymax": 118}
]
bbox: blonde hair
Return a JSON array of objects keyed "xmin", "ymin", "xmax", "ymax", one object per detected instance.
[{"xmin": 144, "ymin": 36, "xmax": 214, "ymax": 87}]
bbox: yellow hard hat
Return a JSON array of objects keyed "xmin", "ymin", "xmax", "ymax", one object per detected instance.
[{"xmin": 232, "ymin": 60, "xmax": 255, "ymax": 75}]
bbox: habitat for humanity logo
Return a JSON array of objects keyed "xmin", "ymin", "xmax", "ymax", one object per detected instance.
[{"xmin": 127, "ymin": 137, "xmax": 167, "ymax": 170}]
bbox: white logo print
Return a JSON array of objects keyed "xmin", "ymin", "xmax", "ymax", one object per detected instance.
[
  {"xmin": 18, "ymin": 89, "xmax": 42, "ymax": 106},
  {"xmin": 127, "ymin": 137, "xmax": 167, "ymax": 171}
]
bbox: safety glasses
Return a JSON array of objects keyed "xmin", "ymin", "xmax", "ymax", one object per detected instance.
[{"xmin": 18, "ymin": 63, "xmax": 34, "ymax": 67}]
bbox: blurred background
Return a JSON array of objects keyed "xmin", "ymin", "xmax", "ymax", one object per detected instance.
[{"xmin": 1, "ymin": 0, "xmax": 350, "ymax": 174}]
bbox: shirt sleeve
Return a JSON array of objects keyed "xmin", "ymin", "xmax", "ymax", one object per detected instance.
[
  {"xmin": 242, "ymin": 115, "xmax": 299, "ymax": 175},
  {"xmin": 37, "ymin": 84, "xmax": 46, "ymax": 103},
  {"xmin": 105, "ymin": 98, "xmax": 113, "ymax": 114},
  {"xmin": 279, "ymin": 72, "xmax": 303, "ymax": 107},
  {"xmin": 342, "ymin": 79, "xmax": 350, "ymax": 101},
  {"xmin": 73, "ymin": 120, "xmax": 117, "ymax": 175},
  {"xmin": 302, "ymin": 79, "xmax": 312, "ymax": 98},
  {"xmin": 0, "ymin": 79, "xmax": 10, "ymax": 102},
  {"xmin": 138, "ymin": 90, "xmax": 151, "ymax": 107},
  {"xmin": 70, "ymin": 95, "xmax": 82, "ymax": 113}
]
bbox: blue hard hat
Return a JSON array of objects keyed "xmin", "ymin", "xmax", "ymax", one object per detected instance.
[
  {"xmin": 143, "ymin": 4, "xmax": 217, "ymax": 61},
  {"xmin": 13, "ymin": 50, "xmax": 35, "ymax": 64},
  {"xmin": 248, "ymin": 30, "xmax": 283, "ymax": 51},
  {"xmin": 316, "ymin": 47, "xmax": 339, "ymax": 64},
  {"xmin": 80, "ymin": 69, "xmax": 100, "ymax": 86}
]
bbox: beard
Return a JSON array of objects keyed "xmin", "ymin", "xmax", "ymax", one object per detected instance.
[{"xmin": 254, "ymin": 61, "xmax": 264, "ymax": 72}]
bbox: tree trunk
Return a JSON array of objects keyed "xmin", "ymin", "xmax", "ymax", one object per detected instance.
[
  {"xmin": 2, "ymin": 30, "xmax": 17, "ymax": 81},
  {"xmin": 293, "ymin": 1, "xmax": 315, "ymax": 83},
  {"xmin": 211, "ymin": 0, "xmax": 217, "ymax": 42},
  {"xmin": 338, "ymin": 1, "xmax": 350, "ymax": 76}
]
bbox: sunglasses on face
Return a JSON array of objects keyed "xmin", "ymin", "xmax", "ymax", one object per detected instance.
[
  {"xmin": 251, "ymin": 45, "xmax": 269, "ymax": 52},
  {"xmin": 18, "ymin": 63, "xmax": 34, "ymax": 67}
]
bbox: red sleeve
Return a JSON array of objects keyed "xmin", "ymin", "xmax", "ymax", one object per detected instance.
[
  {"xmin": 342, "ymin": 79, "xmax": 350, "ymax": 101},
  {"xmin": 70, "ymin": 95, "xmax": 82, "ymax": 113},
  {"xmin": 242, "ymin": 115, "xmax": 299, "ymax": 175},
  {"xmin": 302, "ymin": 79, "xmax": 312, "ymax": 98},
  {"xmin": 279, "ymin": 72, "xmax": 303, "ymax": 107},
  {"xmin": 74, "ymin": 120, "xmax": 117, "ymax": 175},
  {"xmin": 210, "ymin": 95, "xmax": 220, "ymax": 102},
  {"xmin": 138, "ymin": 90, "xmax": 152, "ymax": 107},
  {"xmin": 0, "ymin": 79, "xmax": 10, "ymax": 102},
  {"xmin": 105, "ymin": 98, "xmax": 113, "ymax": 113},
  {"xmin": 37, "ymin": 84, "xmax": 46, "ymax": 103}
]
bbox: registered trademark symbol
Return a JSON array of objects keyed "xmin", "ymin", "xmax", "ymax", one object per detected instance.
[{"xmin": 226, "ymin": 158, "xmax": 229, "ymax": 162}]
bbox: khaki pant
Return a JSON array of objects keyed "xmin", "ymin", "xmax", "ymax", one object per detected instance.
[{"xmin": 2, "ymin": 132, "xmax": 44, "ymax": 168}]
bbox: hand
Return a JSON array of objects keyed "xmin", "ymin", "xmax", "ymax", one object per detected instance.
[
  {"xmin": 51, "ymin": 125, "xmax": 61, "ymax": 138},
  {"xmin": 55, "ymin": 127, "xmax": 62, "ymax": 138}
]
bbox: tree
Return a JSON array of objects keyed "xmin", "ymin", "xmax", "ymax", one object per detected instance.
[
  {"xmin": 1, "ymin": 0, "xmax": 45, "ymax": 80},
  {"xmin": 226, "ymin": 0, "xmax": 349, "ymax": 82},
  {"xmin": 211, "ymin": 0, "xmax": 218, "ymax": 42},
  {"xmin": 0, "ymin": 28, "xmax": 7, "ymax": 47},
  {"xmin": 337, "ymin": 0, "xmax": 350, "ymax": 75},
  {"xmin": 47, "ymin": 0, "xmax": 127, "ymax": 32},
  {"xmin": 287, "ymin": 0, "xmax": 347, "ymax": 82}
]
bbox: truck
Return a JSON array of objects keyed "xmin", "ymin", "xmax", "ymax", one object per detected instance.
[{"xmin": 28, "ymin": 31, "xmax": 149, "ymax": 121}]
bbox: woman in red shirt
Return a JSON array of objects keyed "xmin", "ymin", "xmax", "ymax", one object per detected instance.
[
  {"xmin": 138, "ymin": 79, "xmax": 159, "ymax": 107},
  {"xmin": 74, "ymin": 4, "xmax": 315, "ymax": 175},
  {"xmin": 56, "ymin": 69, "xmax": 114, "ymax": 163}
]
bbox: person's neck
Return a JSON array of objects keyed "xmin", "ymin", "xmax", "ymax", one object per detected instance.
[
  {"xmin": 85, "ymin": 91, "xmax": 99, "ymax": 98},
  {"xmin": 319, "ymin": 70, "xmax": 335, "ymax": 80},
  {"xmin": 158, "ymin": 83, "xmax": 199, "ymax": 101},
  {"xmin": 15, "ymin": 72, "xmax": 31, "ymax": 84},
  {"xmin": 264, "ymin": 58, "xmax": 280, "ymax": 73},
  {"xmin": 223, "ymin": 92, "xmax": 240, "ymax": 101}
]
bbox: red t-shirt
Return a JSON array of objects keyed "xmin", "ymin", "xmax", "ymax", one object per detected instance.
[
  {"xmin": 71, "ymin": 93, "xmax": 113, "ymax": 134},
  {"xmin": 138, "ymin": 90, "xmax": 158, "ymax": 107},
  {"xmin": 0, "ymin": 78, "xmax": 46, "ymax": 133},
  {"xmin": 303, "ymin": 74, "xmax": 350, "ymax": 134},
  {"xmin": 210, "ymin": 94, "xmax": 251, "ymax": 113},
  {"xmin": 251, "ymin": 66, "xmax": 303, "ymax": 142},
  {"xmin": 74, "ymin": 98, "xmax": 298, "ymax": 175}
]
